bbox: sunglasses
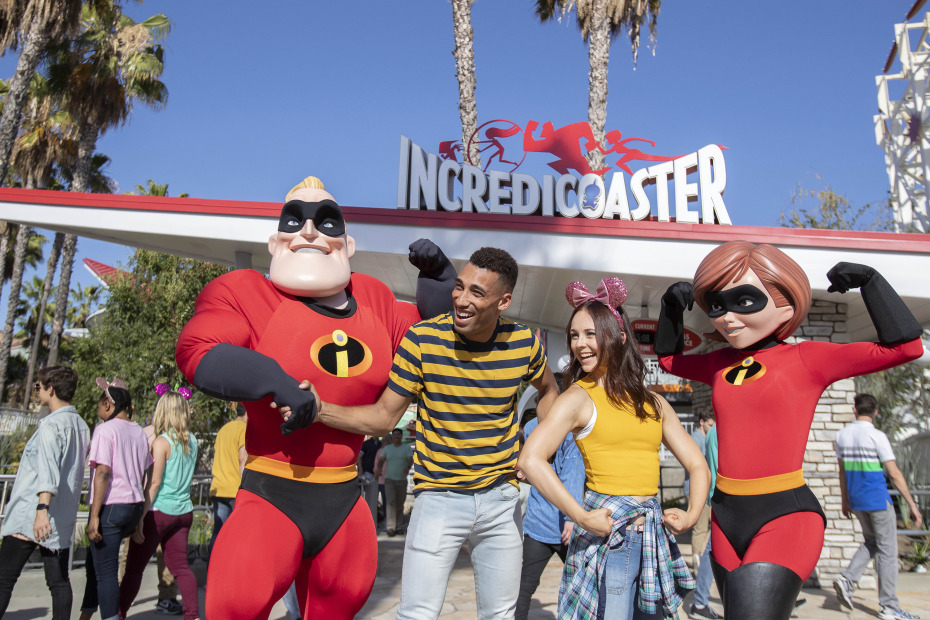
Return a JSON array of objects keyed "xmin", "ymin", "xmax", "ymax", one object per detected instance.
[{"xmin": 33, "ymin": 382, "xmax": 43, "ymax": 392}]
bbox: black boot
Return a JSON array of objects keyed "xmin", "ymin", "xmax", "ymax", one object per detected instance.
[{"xmin": 721, "ymin": 562, "xmax": 803, "ymax": 620}]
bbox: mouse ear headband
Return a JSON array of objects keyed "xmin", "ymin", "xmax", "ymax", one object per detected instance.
[
  {"xmin": 565, "ymin": 277, "xmax": 628, "ymax": 329},
  {"xmin": 155, "ymin": 382, "xmax": 192, "ymax": 400},
  {"xmin": 95, "ymin": 377, "xmax": 127, "ymax": 404}
]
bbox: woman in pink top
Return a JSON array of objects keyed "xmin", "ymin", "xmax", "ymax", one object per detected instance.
[{"xmin": 79, "ymin": 380, "xmax": 152, "ymax": 620}]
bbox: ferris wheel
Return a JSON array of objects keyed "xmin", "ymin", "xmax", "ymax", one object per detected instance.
[{"xmin": 875, "ymin": 2, "xmax": 930, "ymax": 233}]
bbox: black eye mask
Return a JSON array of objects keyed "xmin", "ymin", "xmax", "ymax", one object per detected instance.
[
  {"xmin": 277, "ymin": 199, "xmax": 346, "ymax": 237},
  {"xmin": 705, "ymin": 284, "xmax": 769, "ymax": 318}
]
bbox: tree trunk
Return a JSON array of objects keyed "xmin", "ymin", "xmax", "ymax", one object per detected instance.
[
  {"xmin": 0, "ymin": 220, "xmax": 9, "ymax": 286},
  {"xmin": 22, "ymin": 232, "xmax": 62, "ymax": 407},
  {"xmin": 45, "ymin": 232, "xmax": 75, "ymax": 367},
  {"xmin": 0, "ymin": 225, "xmax": 31, "ymax": 403},
  {"xmin": 586, "ymin": 0, "xmax": 610, "ymax": 173},
  {"xmin": 452, "ymin": 0, "xmax": 480, "ymax": 168},
  {"xmin": 0, "ymin": 19, "xmax": 49, "ymax": 186},
  {"xmin": 47, "ymin": 121, "xmax": 95, "ymax": 367}
]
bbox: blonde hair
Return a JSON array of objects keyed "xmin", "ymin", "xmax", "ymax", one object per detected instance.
[
  {"xmin": 153, "ymin": 392, "xmax": 192, "ymax": 454},
  {"xmin": 285, "ymin": 176, "xmax": 325, "ymax": 201}
]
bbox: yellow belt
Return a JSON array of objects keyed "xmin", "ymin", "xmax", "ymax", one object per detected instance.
[
  {"xmin": 715, "ymin": 469, "xmax": 805, "ymax": 496},
  {"xmin": 244, "ymin": 456, "xmax": 357, "ymax": 483}
]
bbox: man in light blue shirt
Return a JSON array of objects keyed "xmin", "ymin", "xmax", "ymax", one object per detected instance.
[
  {"xmin": 0, "ymin": 366, "xmax": 90, "ymax": 620},
  {"xmin": 516, "ymin": 414, "xmax": 585, "ymax": 620}
]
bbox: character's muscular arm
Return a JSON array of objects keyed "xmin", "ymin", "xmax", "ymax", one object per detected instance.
[
  {"xmin": 409, "ymin": 239, "xmax": 456, "ymax": 320},
  {"xmin": 827, "ymin": 262, "xmax": 923, "ymax": 345},
  {"xmin": 176, "ymin": 274, "xmax": 316, "ymax": 435}
]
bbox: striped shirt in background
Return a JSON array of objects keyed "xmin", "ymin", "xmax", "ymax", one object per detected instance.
[
  {"xmin": 835, "ymin": 420, "xmax": 895, "ymax": 511},
  {"xmin": 387, "ymin": 313, "xmax": 546, "ymax": 493}
]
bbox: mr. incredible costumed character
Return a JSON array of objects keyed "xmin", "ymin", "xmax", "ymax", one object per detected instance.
[
  {"xmin": 175, "ymin": 176, "xmax": 455, "ymax": 619},
  {"xmin": 654, "ymin": 241, "xmax": 923, "ymax": 620}
]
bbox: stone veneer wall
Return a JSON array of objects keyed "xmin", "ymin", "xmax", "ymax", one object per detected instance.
[{"xmin": 685, "ymin": 299, "xmax": 872, "ymax": 588}]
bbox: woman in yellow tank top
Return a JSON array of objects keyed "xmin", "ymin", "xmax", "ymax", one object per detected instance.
[{"xmin": 519, "ymin": 277, "xmax": 710, "ymax": 620}]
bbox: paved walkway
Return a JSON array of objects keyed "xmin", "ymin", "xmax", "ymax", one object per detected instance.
[{"xmin": 2, "ymin": 534, "xmax": 927, "ymax": 618}]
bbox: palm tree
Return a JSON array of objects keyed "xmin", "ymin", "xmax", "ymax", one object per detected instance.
[
  {"xmin": 68, "ymin": 283, "xmax": 102, "ymax": 328},
  {"xmin": 452, "ymin": 0, "xmax": 480, "ymax": 167},
  {"xmin": 21, "ymin": 233, "xmax": 61, "ymax": 407},
  {"xmin": 129, "ymin": 178, "xmax": 186, "ymax": 198},
  {"xmin": 0, "ymin": 0, "xmax": 84, "ymax": 185},
  {"xmin": 535, "ymin": 0, "xmax": 660, "ymax": 170},
  {"xmin": 0, "ymin": 225, "xmax": 36, "ymax": 403},
  {"xmin": 45, "ymin": 4, "xmax": 170, "ymax": 366}
]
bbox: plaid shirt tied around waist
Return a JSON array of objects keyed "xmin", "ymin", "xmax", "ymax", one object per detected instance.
[{"xmin": 559, "ymin": 492, "xmax": 694, "ymax": 619}]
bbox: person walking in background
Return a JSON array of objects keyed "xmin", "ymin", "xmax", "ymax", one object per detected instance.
[
  {"xmin": 0, "ymin": 366, "xmax": 89, "ymax": 620},
  {"xmin": 358, "ymin": 433, "xmax": 383, "ymax": 525},
  {"xmin": 687, "ymin": 409, "xmax": 715, "ymax": 572},
  {"xmin": 140, "ymin": 412, "xmax": 182, "ymax": 617},
  {"xmin": 208, "ymin": 403, "xmax": 247, "ymax": 556},
  {"xmin": 515, "ymin": 415, "xmax": 584, "ymax": 620},
  {"xmin": 79, "ymin": 379, "xmax": 151, "ymax": 620},
  {"xmin": 688, "ymin": 424, "xmax": 723, "ymax": 620},
  {"xmin": 119, "ymin": 389, "xmax": 200, "ymax": 620},
  {"xmin": 833, "ymin": 393, "xmax": 923, "ymax": 620},
  {"xmin": 375, "ymin": 428, "xmax": 412, "ymax": 536}
]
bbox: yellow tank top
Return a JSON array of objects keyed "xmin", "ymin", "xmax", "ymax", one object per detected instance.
[{"xmin": 574, "ymin": 378, "xmax": 662, "ymax": 496}]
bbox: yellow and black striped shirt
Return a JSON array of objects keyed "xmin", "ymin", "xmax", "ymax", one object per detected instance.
[{"xmin": 388, "ymin": 313, "xmax": 546, "ymax": 493}]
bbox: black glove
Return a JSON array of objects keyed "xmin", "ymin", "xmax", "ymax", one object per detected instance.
[
  {"xmin": 193, "ymin": 343, "xmax": 317, "ymax": 436},
  {"xmin": 826, "ymin": 262, "xmax": 875, "ymax": 294},
  {"xmin": 654, "ymin": 282, "xmax": 694, "ymax": 356},
  {"xmin": 409, "ymin": 238, "xmax": 456, "ymax": 320},
  {"xmin": 826, "ymin": 262, "xmax": 922, "ymax": 345}
]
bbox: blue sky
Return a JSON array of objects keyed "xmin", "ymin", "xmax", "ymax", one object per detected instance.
[{"xmin": 0, "ymin": 0, "xmax": 918, "ymax": 308}]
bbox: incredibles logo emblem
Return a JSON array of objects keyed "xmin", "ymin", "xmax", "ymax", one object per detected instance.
[
  {"xmin": 309, "ymin": 330, "xmax": 373, "ymax": 378},
  {"xmin": 723, "ymin": 356, "xmax": 766, "ymax": 386}
]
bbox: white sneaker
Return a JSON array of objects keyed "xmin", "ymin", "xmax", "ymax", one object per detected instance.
[
  {"xmin": 879, "ymin": 607, "xmax": 920, "ymax": 620},
  {"xmin": 833, "ymin": 576, "xmax": 854, "ymax": 610}
]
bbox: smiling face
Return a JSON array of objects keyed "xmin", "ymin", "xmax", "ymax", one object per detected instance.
[
  {"xmin": 569, "ymin": 308, "xmax": 626, "ymax": 380},
  {"xmin": 451, "ymin": 262, "xmax": 512, "ymax": 342},
  {"xmin": 708, "ymin": 268, "xmax": 795, "ymax": 349},
  {"xmin": 267, "ymin": 187, "xmax": 356, "ymax": 298}
]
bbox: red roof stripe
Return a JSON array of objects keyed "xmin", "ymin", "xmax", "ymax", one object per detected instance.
[{"xmin": 2, "ymin": 187, "xmax": 929, "ymax": 254}]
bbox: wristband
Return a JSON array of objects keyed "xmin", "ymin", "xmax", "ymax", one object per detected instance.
[{"xmin": 36, "ymin": 503, "xmax": 49, "ymax": 511}]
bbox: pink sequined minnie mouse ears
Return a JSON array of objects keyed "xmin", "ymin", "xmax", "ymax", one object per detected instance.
[
  {"xmin": 155, "ymin": 383, "xmax": 192, "ymax": 400},
  {"xmin": 565, "ymin": 277, "xmax": 628, "ymax": 327}
]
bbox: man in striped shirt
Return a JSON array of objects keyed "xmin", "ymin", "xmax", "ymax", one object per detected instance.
[
  {"xmin": 314, "ymin": 247, "xmax": 559, "ymax": 619},
  {"xmin": 833, "ymin": 393, "xmax": 922, "ymax": 620}
]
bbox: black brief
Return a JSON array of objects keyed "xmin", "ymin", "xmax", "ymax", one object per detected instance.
[
  {"xmin": 240, "ymin": 468, "xmax": 361, "ymax": 557},
  {"xmin": 711, "ymin": 484, "xmax": 826, "ymax": 559}
]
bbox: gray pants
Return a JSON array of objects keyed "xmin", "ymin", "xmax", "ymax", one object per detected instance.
[
  {"xmin": 842, "ymin": 503, "xmax": 899, "ymax": 608},
  {"xmin": 385, "ymin": 478, "xmax": 408, "ymax": 532}
]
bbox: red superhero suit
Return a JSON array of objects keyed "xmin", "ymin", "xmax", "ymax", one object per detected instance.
[
  {"xmin": 175, "ymin": 177, "xmax": 454, "ymax": 619},
  {"xmin": 655, "ymin": 242, "xmax": 924, "ymax": 620}
]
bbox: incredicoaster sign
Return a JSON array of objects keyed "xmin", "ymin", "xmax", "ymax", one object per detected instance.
[{"xmin": 396, "ymin": 125, "xmax": 731, "ymax": 225}]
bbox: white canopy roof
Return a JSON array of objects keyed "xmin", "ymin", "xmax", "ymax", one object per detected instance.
[{"xmin": 1, "ymin": 188, "xmax": 929, "ymax": 344}]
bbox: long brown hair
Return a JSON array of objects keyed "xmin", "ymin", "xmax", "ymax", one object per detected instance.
[
  {"xmin": 692, "ymin": 241, "xmax": 811, "ymax": 342},
  {"xmin": 563, "ymin": 301, "xmax": 661, "ymax": 421}
]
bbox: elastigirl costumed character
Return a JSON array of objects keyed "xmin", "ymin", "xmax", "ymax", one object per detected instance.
[
  {"xmin": 654, "ymin": 241, "xmax": 923, "ymax": 620},
  {"xmin": 175, "ymin": 176, "xmax": 454, "ymax": 619}
]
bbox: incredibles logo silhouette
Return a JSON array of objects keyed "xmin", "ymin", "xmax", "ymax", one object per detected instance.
[
  {"xmin": 723, "ymin": 356, "xmax": 767, "ymax": 386},
  {"xmin": 310, "ymin": 329, "xmax": 373, "ymax": 378}
]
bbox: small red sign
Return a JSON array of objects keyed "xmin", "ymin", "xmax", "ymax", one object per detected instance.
[{"xmin": 631, "ymin": 319, "xmax": 701, "ymax": 356}]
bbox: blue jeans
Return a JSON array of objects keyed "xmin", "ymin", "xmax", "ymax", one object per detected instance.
[
  {"xmin": 693, "ymin": 535, "xmax": 714, "ymax": 607},
  {"xmin": 601, "ymin": 528, "xmax": 662, "ymax": 620},
  {"xmin": 209, "ymin": 497, "xmax": 235, "ymax": 559},
  {"xmin": 81, "ymin": 502, "xmax": 144, "ymax": 620},
  {"xmin": 398, "ymin": 483, "xmax": 523, "ymax": 619}
]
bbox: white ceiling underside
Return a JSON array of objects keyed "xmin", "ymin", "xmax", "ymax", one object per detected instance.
[{"xmin": 2, "ymin": 198, "xmax": 930, "ymax": 346}]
